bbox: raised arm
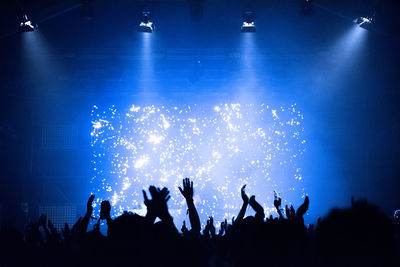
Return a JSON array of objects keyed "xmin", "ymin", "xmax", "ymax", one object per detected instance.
[
  {"xmin": 143, "ymin": 189, "xmax": 156, "ymax": 224},
  {"xmin": 81, "ymin": 195, "xmax": 95, "ymax": 233},
  {"xmin": 273, "ymin": 191, "xmax": 285, "ymax": 219},
  {"xmin": 296, "ymin": 195, "xmax": 309, "ymax": 224},
  {"xmin": 179, "ymin": 178, "xmax": 201, "ymax": 235},
  {"xmin": 236, "ymin": 184, "xmax": 249, "ymax": 222},
  {"xmin": 249, "ymin": 195, "xmax": 265, "ymax": 222},
  {"xmin": 152, "ymin": 186, "xmax": 179, "ymax": 235}
]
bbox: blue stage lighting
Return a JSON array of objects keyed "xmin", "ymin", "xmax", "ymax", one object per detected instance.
[
  {"xmin": 19, "ymin": 15, "xmax": 36, "ymax": 32},
  {"xmin": 241, "ymin": 11, "xmax": 256, "ymax": 32},
  {"xmin": 354, "ymin": 15, "xmax": 374, "ymax": 30},
  {"xmin": 139, "ymin": 12, "xmax": 154, "ymax": 33}
]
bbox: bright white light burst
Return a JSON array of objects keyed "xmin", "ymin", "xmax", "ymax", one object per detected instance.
[{"xmin": 90, "ymin": 104, "xmax": 306, "ymax": 226}]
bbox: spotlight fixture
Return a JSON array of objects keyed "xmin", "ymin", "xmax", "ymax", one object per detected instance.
[
  {"xmin": 19, "ymin": 14, "xmax": 36, "ymax": 32},
  {"xmin": 139, "ymin": 11, "xmax": 154, "ymax": 33},
  {"xmin": 241, "ymin": 11, "xmax": 256, "ymax": 32},
  {"xmin": 354, "ymin": 15, "xmax": 375, "ymax": 30},
  {"xmin": 300, "ymin": 0, "xmax": 314, "ymax": 16}
]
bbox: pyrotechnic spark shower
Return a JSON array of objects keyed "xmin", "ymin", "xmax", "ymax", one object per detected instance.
[{"xmin": 90, "ymin": 103, "xmax": 306, "ymax": 225}]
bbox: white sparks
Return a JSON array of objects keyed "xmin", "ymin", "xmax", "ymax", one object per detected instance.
[
  {"xmin": 111, "ymin": 191, "xmax": 119, "ymax": 206},
  {"xmin": 130, "ymin": 105, "xmax": 141, "ymax": 112},
  {"xmin": 160, "ymin": 114, "xmax": 170, "ymax": 129},
  {"xmin": 122, "ymin": 178, "xmax": 131, "ymax": 190},
  {"xmin": 90, "ymin": 104, "xmax": 306, "ymax": 223},
  {"xmin": 134, "ymin": 155, "xmax": 150, "ymax": 169},
  {"xmin": 147, "ymin": 135, "xmax": 164, "ymax": 145},
  {"xmin": 272, "ymin": 109, "xmax": 279, "ymax": 119},
  {"xmin": 92, "ymin": 121, "xmax": 102, "ymax": 129}
]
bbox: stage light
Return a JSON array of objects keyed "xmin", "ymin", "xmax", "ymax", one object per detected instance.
[
  {"xmin": 19, "ymin": 15, "xmax": 36, "ymax": 32},
  {"xmin": 241, "ymin": 11, "xmax": 256, "ymax": 32},
  {"xmin": 139, "ymin": 12, "xmax": 154, "ymax": 33},
  {"xmin": 354, "ymin": 15, "xmax": 374, "ymax": 30},
  {"xmin": 300, "ymin": 0, "xmax": 314, "ymax": 16}
]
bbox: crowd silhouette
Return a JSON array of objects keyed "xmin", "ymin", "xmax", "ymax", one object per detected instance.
[{"xmin": 0, "ymin": 178, "xmax": 398, "ymax": 266}]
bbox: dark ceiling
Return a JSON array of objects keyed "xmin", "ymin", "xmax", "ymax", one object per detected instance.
[{"xmin": 1, "ymin": 0, "xmax": 400, "ymax": 40}]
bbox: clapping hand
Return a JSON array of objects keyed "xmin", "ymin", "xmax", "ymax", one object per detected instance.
[
  {"xmin": 143, "ymin": 186, "xmax": 171, "ymax": 221},
  {"xmin": 249, "ymin": 195, "xmax": 265, "ymax": 220},
  {"xmin": 285, "ymin": 205, "xmax": 296, "ymax": 220},
  {"xmin": 203, "ymin": 217, "xmax": 215, "ymax": 237},
  {"xmin": 296, "ymin": 195, "xmax": 309, "ymax": 217}
]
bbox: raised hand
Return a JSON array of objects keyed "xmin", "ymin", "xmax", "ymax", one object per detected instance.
[
  {"xmin": 274, "ymin": 195, "xmax": 282, "ymax": 210},
  {"xmin": 296, "ymin": 195, "xmax": 309, "ymax": 217},
  {"xmin": 241, "ymin": 185, "xmax": 249, "ymax": 205},
  {"xmin": 290, "ymin": 205, "xmax": 296, "ymax": 217},
  {"xmin": 237, "ymin": 185, "xmax": 249, "ymax": 222},
  {"xmin": 143, "ymin": 189, "xmax": 151, "ymax": 208},
  {"xmin": 178, "ymin": 178, "xmax": 194, "ymax": 200},
  {"xmin": 159, "ymin": 187, "xmax": 171, "ymax": 202},
  {"xmin": 285, "ymin": 204, "xmax": 296, "ymax": 220},
  {"xmin": 249, "ymin": 195, "xmax": 265, "ymax": 221},
  {"xmin": 143, "ymin": 189, "xmax": 156, "ymax": 222},
  {"xmin": 295, "ymin": 195, "xmax": 309, "ymax": 224},
  {"xmin": 157, "ymin": 187, "xmax": 172, "ymax": 220},
  {"xmin": 87, "ymin": 195, "xmax": 95, "ymax": 215},
  {"xmin": 207, "ymin": 217, "xmax": 216, "ymax": 238},
  {"xmin": 80, "ymin": 195, "xmax": 96, "ymax": 234},
  {"xmin": 178, "ymin": 178, "xmax": 201, "ymax": 235},
  {"xmin": 145, "ymin": 186, "xmax": 172, "ymax": 221},
  {"xmin": 273, "ymin": 191, "xmax": 285, "ymax": 219},
  {"xmin": 144, "ymin": 185, "xmax": 178, "ymax": 234},
  {"xmin": 249, "ymin": 196, "xmax": 263, "ymax": 213},
  {"xmin": 218, "ymin": 219, "xmax": 226, "ymax": 237}
]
